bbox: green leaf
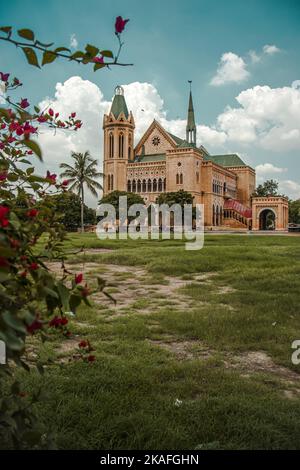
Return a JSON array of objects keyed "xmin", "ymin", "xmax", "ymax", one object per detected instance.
[
  {"xmin": 34, "ymin": 105, "xmax": 40, "ymax": 113},
  {"xmin": 42, "ymin": 50, "xmax": 57, "ymax": 65},
  {"xmin": 0, "ymin": 26, "xmax": 12, "ymax": 34},
  {"xmin": 21, "ymin": 47, "xmax": 40, "ymax": 68},
  {"xmin": 7, "ymin": 173, "xmax": 19, "ymax": 182},
  {"xmin": 94, "ymin": 63, "xmax": 105, "ymax": 71},
  {"xmin": 55, "ymin": 47, "xmax": 71, "ymax": 53},
  {"xmin": 69, "ymin": 294, "xmax": 81, "ymax": 313},
  {"xmin": 70, "ymin": 51, "xmax": 85, "ymax": 60},
  {"xmin": 85, "ymin": 44, "xmax": 99, "ymax": 57},
  {"xmin": 100, "ymin": 49, "xmax": 113, "ymax": 58},
  {"xmin": 18, "ymin": 28, "xmax": 35, "ymax": 41},
  {"xmin": 57, "ymin": 282, "xmax": 70, "ymax": 311},
  {"xmin": 22, "ymin": 139, "xmax": 42, "ymax": 160},
  {"xmin": 3, "ymin": 312, "xmax": 26, "ymax": 333}
]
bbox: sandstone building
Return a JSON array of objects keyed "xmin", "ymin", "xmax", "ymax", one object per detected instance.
[{"xmin": 103, "ymin": 86, "xmax": 288, "ymax": 231}]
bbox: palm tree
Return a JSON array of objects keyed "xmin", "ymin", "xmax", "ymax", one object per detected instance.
[{"xmin": 60, "ymin": 151, "xmax": 103, "ymax": 232}]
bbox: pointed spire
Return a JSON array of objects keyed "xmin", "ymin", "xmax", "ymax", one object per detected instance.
[
  {"xmin": 110, "ymin": 85, "xmax": 129, "ymax": 119},
  {"xmin": 186, "ymin": 80, "xmax": 196, "ymax": 145}
]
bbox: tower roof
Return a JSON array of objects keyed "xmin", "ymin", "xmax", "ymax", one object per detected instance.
[
  {"xmin": 110, "ymin": 85, "xmax": 129, "ymax": 119},
  {"xmin": 187, "ymin": 90, "xmax": 196, "ymax": 131}
]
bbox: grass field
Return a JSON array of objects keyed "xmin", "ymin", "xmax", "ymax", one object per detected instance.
[{"xmin": 12, "ymin": 233, "xmax": 300, "ymax": 449}]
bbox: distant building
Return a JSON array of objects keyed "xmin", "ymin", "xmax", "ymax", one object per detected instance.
[{"xmin": 103, "ymin": 85, "xmax": 288, "ymax": 231}]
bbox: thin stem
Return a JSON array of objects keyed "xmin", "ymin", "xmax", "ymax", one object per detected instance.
[{"xmin": 0, "ymin": 35, "xmax": 133, "ymax": 67}]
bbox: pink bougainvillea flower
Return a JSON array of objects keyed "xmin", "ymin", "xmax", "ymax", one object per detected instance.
[
  {"xmin": 79, "ymin": 340, "xmax": 88, "ymax": 349},
  {"xmin": 0, "ymin": 72, "xmax": 10, "ymax": 82},
  {"xmin": 19, "ymin": 98, "xmax": 30, "ymax": 109},
  {"xmin": 62, "ymin": 179, "xmax": 69, "ymax": 187},
  {"xmin": 75, "ymin": 121, "xmax": 82, "ymax": 129},
  {"xmin": 46, "ymin": 170, "xmax": 57, "ymax": 184},
  {"xmin": 115, "ymin": 16, "xmax": 129, "ymax": 34},
  {"xmin": 48, "ymin": 108, "xmax": 54, "ymax": 117},
  {"xmin": 26, "ymin": 208, "xmax": 38, "ymax": 218},
  {"xmin": 92, "ymin": 56, "xmax": 104, "ymax": 63},
  {"xmin": 29, "ymin": 262, "xmax": 39, "ymax": 271},
  {"xmin": 49, "ymin": 316, "xmax": 68, "ymax": 328},
  {"xmin": 0, "ymin": 142, "xmax": 4, "ymax": 150},
  {"xmin": 71, "ymin": 112, "xmax": 76, "ymax": 118},
  {"xmin": 0, "ymin": 171, "xmax": 7, "ymax": 182},
  {"xmin": 0, "ymin": 205, "xmax": 9, "ymax": 227},
  {"xmin": 0, "ymin": 257, "xmax": 9, "ymax": 268},
  {"xmin": 75, "ymin": 273, "xmax": 83, "ymax": 284},
  {"xmin": 27, "ymin": 317, "xmax": 43, "ymax": 334},
  {"xmin": 37, "ymin": 114, "xmax": 47, "ymax": 123}
]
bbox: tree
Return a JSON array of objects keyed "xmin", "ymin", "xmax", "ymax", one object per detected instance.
[
  {"xmin": 156, "ymin": 189, "xmax": 193, "ymax": 207},
  {"xmin": 60, "ymin": 151, "xmax": 103, "ymax": 233},
  {"xmin": 0, "ymin": 16, "xmax": 130, "ymax": 448},
  {"xmin": 252, "ymin": 179, "xmax": 279, "ymax": 197},
  {"xmin": 50, "ymin": 192, "xmax": 96, "ymax": 231},
  {"xmin": 99, "ymin": 190, "xmax": 144, "ymax": 219},
  {"xmin": 289, "ymin": 199, "xmax": 300, "ymax": 224}
]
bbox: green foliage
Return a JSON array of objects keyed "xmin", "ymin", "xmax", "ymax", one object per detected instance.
[
  {"xmin": 49, "ymin": 192, "xmax": 96, "ymax": 231},
  {"xmin": 156, "ymin": 189, "xmax": 194, "ymax": 207},
  {"xmin": 99, "ymin": 190, "xmax": 145, "ymax": 218},
  {"xmin": 289, "ymin": 199, "xmax": 300, "ymax": 224},
  {"xmin": 253, "ymin": 179, "xmax": 280, "ymax": 197},
  {"xmin": 60, "ymin": 151, "xmax": 102, "ymax": 232}
]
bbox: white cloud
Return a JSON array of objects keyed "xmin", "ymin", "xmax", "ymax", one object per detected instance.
[
  {"xmin": 278, "ymin": 179, "xmax": 300, "ymax": 200},
  {"xmin": 70, "ymin": 34, "xmax": 78, "ymax": 49},
  {"xmin": 263, "ymin": 44, "xmax": 280, "ymax": 55},
  {"xmin": 210, "ymin": 52, "xmax": 250, "ymax": 86},
  {"xmin": 256, "ymin": 163, "xmax": 287, "ymax": 176},
  {"xmin": 249, "ymin": 50, "xmax": 261, "ymax": 64}
]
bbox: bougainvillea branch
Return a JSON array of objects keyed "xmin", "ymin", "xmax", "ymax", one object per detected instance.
[{"xmin": 0, "ymin": 18, "xmax": 131, "ymax": 71}]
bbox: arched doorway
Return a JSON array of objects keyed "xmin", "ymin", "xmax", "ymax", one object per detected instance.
[{"xmin": 259, "ymin": 209, "xmax": 276, "ymax": 230}]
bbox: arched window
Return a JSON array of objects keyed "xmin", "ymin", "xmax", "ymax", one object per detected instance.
[
  {"xmin": 132, "ymin": 179, "xmax": 136, "ymax": 192},
  {"xmin": 176, "ymin": 173, "xmax": 179, "ymax": 184},
  {"xmin": 216, "ymin": 206, "xmax": 219, "ymax": 226},
  {"xmin": 127, "ymin": 180, "xmax": 132, "ymax": 192},
  {"xmin": 109, "ymin": 132, "xmax": 114, "ymax": 158},
  {"xmin": 223, "ymin": 182, "xmax": 226, "ymax": 194},
  {"xmin": 213, "ymin": 205, "xmax": 215, "ymax": 226},
  {"xmin": 137, "ymin": 179, "xmax": 141, "ymax": 192},
  {"xmin": 142, "ymin": 179, "xmax": 147, "ymax": 192},
  {"xmin": 147, "ymin": 179, "xmax": 152, "ymax": 192},
  {"xmin": 119, "ymin": 133, "xmax": 124, "ymax": 158},
  {"xmin": 196, "ymin": 172, "xmax": 199, "ymax": 183},
  {"xmin": 180, "ymin": 174, "xmax": 183, "ymax": 184},
  {"xmin": 128, "ymin": 146, "xmax": 132, "ymax": 160},
  {"xmin": 163, "ymin": 178, "xmax": 166, "ymax": 191},
  {"xmin": 158, "ymin": 178, "xmax": 162, "ymax": 192},
  {"xmin": 153, "ymin": 178, "xmax": 157, "ymax": 192}
]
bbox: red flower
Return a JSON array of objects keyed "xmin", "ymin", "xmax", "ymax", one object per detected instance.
[
  {"xmin": 20, "ymin": 98, "xmax": 30, "ymax": 109},
  {"xmin": 0, "ymin": 171, "xmax": 7, "ymax": 182},
  {"xmin": 87, "ymin": 355, "xmax": 96, "ymax": 362},
  {"xmin": 71, "ymin": 112, "xmax": 76, "ymax": 118},
  {"xmin": 26, "ymin": 208, "xmax": 38, "ymax": 218},
  {"xmin": 0, "ymin": 257, "xmax": 9, "ymax": 268},
  {"xmin": 29, "ymin": 262, "xmax": 38, "ymax": 271},
  {"xmin": 115, "ymin": 16, "xmax": 129, "ymax": 34},
  {"xmin": 60, "ymin": 317, "xmax": 68, "ymax": 326},
  {"xmin": 62, "ymin": 179, "xmax": 69, "ymax": 187},
  {"xmin": 46, "ymin": 170, "xmax": 57, "ymax": 184},
  {"xmin": 79, "ymin": 340, "xmax": 88, "ymax": 349},
  {"xmin": 0, "ymin": 72, "xmax": 10, "ymax": 82},
  {"xmin": 10, "ymin": 238, "xmax": 20, "ymax": 249},
  {"xmin": 81, "ymin": 285, "xmax": 90, "ymax": 298},
  {"xmin": 37, "ymin": 114, "xmax": 47, "ymax": 123},
  {"xmin": 0, "ymin": 205, "xmax": 9, "ymax": 227},
  {"xmin": 49, "ymin": 316, "xmax": 68, "ymax": 328},
  {"xmin": 20, "ymin": 270, "xmax": 27, "ymax": 278},
  {"xmin": 27, "ymin": 317, "xmax": 43, "ymax": 334},
  {"xmin": 92, "ymin": 56, "xmax": 104, "ymax": 63},
  {"xmin": 48, "ymin": 108, "xmax": 54, "ymax": 117},
  {"xmin": 75, "ymin": 273, "xmax": 83, "ymax": 284}
]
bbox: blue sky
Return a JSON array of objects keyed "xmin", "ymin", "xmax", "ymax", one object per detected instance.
[{"xmin": 1, "ymin": 0, "xmax": 300, "ymax": 202}]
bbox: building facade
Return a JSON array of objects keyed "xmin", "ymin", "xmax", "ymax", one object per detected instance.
[{"xmin": 103, "ymin": 86, "xmax": 288, "ymax": 231}]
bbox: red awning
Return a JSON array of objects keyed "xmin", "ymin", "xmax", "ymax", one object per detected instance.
[{"xmin": 224, "ymin": 199, "xmax": 252, "ymax": 218}]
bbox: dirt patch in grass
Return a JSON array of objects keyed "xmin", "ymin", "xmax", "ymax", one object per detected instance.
[{"xmin": 148, "ymin": 338, "xmax": 215, "ymax": 360}]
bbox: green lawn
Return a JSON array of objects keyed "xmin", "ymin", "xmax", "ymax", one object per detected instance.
[{"xmin": 12, "ymin": 234, "xmax": 300, "ymax": 449}]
